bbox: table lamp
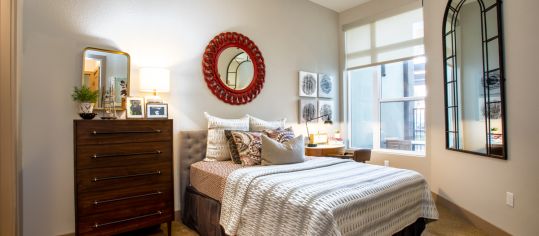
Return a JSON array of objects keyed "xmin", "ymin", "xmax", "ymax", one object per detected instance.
[
  {"xmin": 305, "ymin": 114, "xmax": 333, "ymax": 147},
  {"xmin": 139, "ymin": 68, "xmax": 170, "ymax": 103}
]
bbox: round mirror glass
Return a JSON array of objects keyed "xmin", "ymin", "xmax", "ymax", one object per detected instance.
[{"xmin": 217, "ymin": 47, "xmax": 254, "ymax": 90}]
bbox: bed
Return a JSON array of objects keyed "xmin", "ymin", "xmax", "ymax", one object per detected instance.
[{"xmin": 179, "ymin": 130, "xmax": 438, "ymax": 236}]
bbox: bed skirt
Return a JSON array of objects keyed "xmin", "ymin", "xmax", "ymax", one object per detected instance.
[{"xmin": 182, "ymin": 186, "xmax": 426, "ymax": 236}]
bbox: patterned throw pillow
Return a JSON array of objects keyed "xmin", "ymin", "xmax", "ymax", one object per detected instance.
[
  {"xmin": 263, "ymin": 127, "xmax": 295, "ymax": 143},
  {"xmin": 228, "ymin": 131, "xmax": 263, "ymax": 166},
  {"xmin": 204, "ymin": 112, "xmax": 249, "ymax": 161},
  {"xmin": 224, "ymin": 130, "xmax": 242, "ymax": 164},
  {"xmin": 248, "ymin": 115, "xmax": 286, "ymax": 131}
]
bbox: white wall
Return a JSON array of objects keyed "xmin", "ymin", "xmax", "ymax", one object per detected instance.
[
  {"xmin": 425, "ymin": 0, "xmax": 539, "ymax": 235},
  {"xmin": 21, "ymin": 0, "xmax": 339, "ymax": 235}
]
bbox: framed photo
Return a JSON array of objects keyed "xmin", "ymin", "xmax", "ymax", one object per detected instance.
[
  {"xmin": 318, "ymin": 73, "xmax": 334, "ymax": 98},
  {"xmin": 146, "ymin": 103, "xmax": 168, "ymax": 119},
  {"xmin": 126, "ymin": 97, "xmax": 144, "ymax": 119},
  {"xmin": 318, "ymin": 100, "xmax": 334, "ymax": 122},
  {"xmin": 299, "ymin": 98, "xmax": 317, "ymax": 123},
  {"xmin": 299, "ymin": 71, "xmax": 318, "ymax": 97}
]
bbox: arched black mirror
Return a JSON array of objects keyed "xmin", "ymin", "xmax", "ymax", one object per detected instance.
[{"xmin": 443, "ymin": 0, "xmax": 507, "ymax": 159}]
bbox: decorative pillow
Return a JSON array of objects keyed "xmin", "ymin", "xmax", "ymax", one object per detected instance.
[
  {"xmin": 228, "ymin": 131, "xmax": 263, "ymax": 166},
  {"xmin": 248, "ymin": 115, "xmax": 286, "ymax": 131},
  {"xmin": 224, "ymin": 130, "xmax": 242, "ymax": 164},
  {"xmin": 261, "ymin": 135, "xmax": 305, "ymax": 166},
  {"xmin": 204, "ymin": 112, "xmax": 249, "ymax": 161},
  {"xmin": 263, "ymin": 127, "xmax": 295, "ymax": 143}
]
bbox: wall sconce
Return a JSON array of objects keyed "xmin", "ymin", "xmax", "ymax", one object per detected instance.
[
  {"xmin": 139, "ymin": 68, "xmax": 170, "ymax": 103},
  {"xmin": 305, "ymin": 114, "xmax": 333, "ymax": 147}
]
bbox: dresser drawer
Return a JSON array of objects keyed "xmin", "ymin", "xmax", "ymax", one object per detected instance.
[
  {"xmin": 76, "ymin": 161, "xmax": 172, "ymax": 193},
  {"xmin": 78, "ymin": 184, "xmax": 172, "ymax": 216},
  {"xmin": 76, "ymin": 141, "xmax": 171, "ymax": 170},
  {"xmin": 75, "ymin": 120, "xmax": 172, "ymax": 145},
  {"xmin": 77, "ymin": 207, "xmax": 173, "ymax": 236}
]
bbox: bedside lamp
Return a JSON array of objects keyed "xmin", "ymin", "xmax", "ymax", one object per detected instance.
[
  {"xmin": 305, "ymin": 114, "xmax": 333, "ymax": 147},
  {"xmin": 139, "ymin": 68, "xmax": 170, "ymax": 103}
]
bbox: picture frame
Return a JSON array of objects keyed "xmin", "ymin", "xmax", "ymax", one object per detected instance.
[
  {"xmin": 126, "ymin": 97, "xmax": 144, "ymax": 119},
  {"xmin": 318, "ymin": 73, "xmax": 334, "ymax": 98},
  {"xmin": 299, "ymin": 71, "xmax": 318, "ymax": 97},
  {"xmin": 299, "ymin": 98, "xmax": 317, "ymax": 123},
  {"xmin": 318, "ymin": 99, "xmax": 334, "ymax": 122},
  {"xmin": 146, "ymin": 103, "xmax": 168, "ymax": 119}
]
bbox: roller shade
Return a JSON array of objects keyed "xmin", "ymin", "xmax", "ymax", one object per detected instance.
[{"xmin": 345, "ymin": 7, "xmax": 424, "ymax": 69}]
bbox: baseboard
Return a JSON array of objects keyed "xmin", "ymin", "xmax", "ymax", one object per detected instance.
[{"xmin": 431, "ymin": 192, "xmax": 510, "ymax": 236}]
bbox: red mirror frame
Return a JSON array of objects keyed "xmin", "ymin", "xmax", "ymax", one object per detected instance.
[{"xmin": 202, "ymin": 32, "xmax": 266, "ymax": 105}]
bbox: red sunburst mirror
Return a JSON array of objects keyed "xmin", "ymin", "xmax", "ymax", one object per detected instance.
[{"xmin": 202, "ymin": 32, "xmax": 266, "ymax": 105}]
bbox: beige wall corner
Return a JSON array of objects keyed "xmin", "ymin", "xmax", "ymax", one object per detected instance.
[
  {"xmin": 0, "ymin": 0, "xmax": 20, "ymax": 235},
  {"xmin": 432, "ymin": 192, "xmax": 510, "ymax": 236}
]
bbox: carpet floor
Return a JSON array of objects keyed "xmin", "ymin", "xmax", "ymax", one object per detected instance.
[{"xmin": 135, "ymin": 202, "xmax": 487, "ymax": 236}]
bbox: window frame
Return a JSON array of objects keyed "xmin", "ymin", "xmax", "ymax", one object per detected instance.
[
  {"xmin": 343, "ymin": 2, "xmax": 427, "ymax": 155},
  {"xmin": 346, "ymin": 56, "xmax": 426, "ymax": 155}
]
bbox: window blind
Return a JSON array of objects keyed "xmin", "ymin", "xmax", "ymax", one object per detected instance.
[{"xmin": 344, "ymin": 6, "xmax": 424, "ymax": 70}]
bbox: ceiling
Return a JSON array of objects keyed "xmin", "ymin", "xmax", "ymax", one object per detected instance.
[{"xmin": 309, "ymin": 0, "xmax": 373, "ymax": 13}]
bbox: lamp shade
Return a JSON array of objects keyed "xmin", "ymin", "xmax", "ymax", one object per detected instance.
[{"xmin": 139, "ymin": 68, "xmax": 170, "ymax": 93}]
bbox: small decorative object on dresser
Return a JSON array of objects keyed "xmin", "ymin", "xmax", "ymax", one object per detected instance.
[
  {"xmin": 71, "ymin": 85, "xmax": 99, "ymax": 119},
  {"xmin": 126, "ymin": 97, "xmax": 145, "ymax": 119},
  {"xmin": 146, "ymin": 103, "xmax": 168, "ymax": 119},
  {"xmin": 73, "ymin": 119, "xmax": 174, "ymax": 236},
  {"xmin": 299, "ymin": 71, "xmax": 317, "ymax": 97},
  {"xmin": 318, "ymin": 73, "xmax": 334, "ymax": 98}
]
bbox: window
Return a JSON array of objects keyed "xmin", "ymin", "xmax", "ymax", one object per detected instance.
[{"xmin": 345, "ymin": 4, "xmax": 426, "ymax": 154}]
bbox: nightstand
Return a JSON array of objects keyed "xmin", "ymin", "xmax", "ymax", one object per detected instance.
[
  {"xmin": 305, "ymin": 144, "xmax": 345, "ymax": 157},
  {"xmin": 305, "ymin": 144, "xmax": 371, "ymax": 163}
]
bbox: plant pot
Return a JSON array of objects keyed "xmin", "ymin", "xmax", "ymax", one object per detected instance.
[{"xmin": 79, "ymin": 102, "xmax": 95, "ymax": 113}]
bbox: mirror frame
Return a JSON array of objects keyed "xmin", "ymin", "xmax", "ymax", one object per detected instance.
[
  {"xmin": 442, "ymin": 0, "xmax": 507, "ymax": 159},
  {"xmin": 202, "ymin": 32, "xmax": 265, "ymax": 105},
  {"xmin": 82, "ymin": 47, "xmax": 131, "ymax": 110}
]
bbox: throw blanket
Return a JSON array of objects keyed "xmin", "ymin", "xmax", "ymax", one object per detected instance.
[{"xmin": 220, "ymin": 157, "xmax": 438, "ymax": 236}]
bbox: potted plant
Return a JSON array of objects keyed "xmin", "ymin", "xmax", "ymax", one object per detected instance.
[{"xmin": 72, "ymin": 85, "xmax": 99, "ymax": 114}]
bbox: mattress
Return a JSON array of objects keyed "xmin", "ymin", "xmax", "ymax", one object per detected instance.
[{"xmin": 190, "ymin": 160, "xmax": 243, "ymax": 201}]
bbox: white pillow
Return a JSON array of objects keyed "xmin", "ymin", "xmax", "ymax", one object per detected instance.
[
  {"xmin": 248, "ymin": 115, "xmax": 286, "ymax": 131},
  {"xmin": 261, "ymin": 135, "xmax": 305, "ymax": 166},
  {"xmin": 204, "ymin": 112, "xmax": 249, "ymax": 161}
]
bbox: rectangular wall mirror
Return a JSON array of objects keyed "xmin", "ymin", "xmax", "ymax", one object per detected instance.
[
  {"xmin": 82, "ymin": 47, "xmax": 130, "ymax": 110},
  {"xmin": 442, "ymin": 0, "xmax": 507, "ymax": 159}
]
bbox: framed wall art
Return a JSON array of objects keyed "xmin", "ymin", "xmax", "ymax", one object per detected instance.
[
  {"xmin": 299, "ymin": 71, "xmax": 317, "ymax": 97},
  {"xmin": 318, "ymin": 73, "xmax": 334, "ymax": 98},
  {"xmin": 318, "ymin": 100, "xmax": 334, "ymax": 122},
  {"xmin": 299, "ymin": 99, "xmax": 317, "ymax": 123}
]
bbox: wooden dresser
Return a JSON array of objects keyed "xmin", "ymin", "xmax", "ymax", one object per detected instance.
[{"xmin": 73, "ymin": 120, "xmax": 173, "ymax": 235}]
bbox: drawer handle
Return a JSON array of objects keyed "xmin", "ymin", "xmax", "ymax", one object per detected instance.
[
  {"xmin": 92, "ymin": 170, "xmax": 162, "ymax": 182},
  {"xmin": 93, "ymin": 210, "xmax": 163, "ymax": 228},
  {"xmin": 91, "ymin": 150, "xmax": 162, "ymax": 159},
  {"xmin": 93, "ymin": 191, "xmax": 163, "ymax": 206},
  {"xmin": 91, "ymin": 129, "xmax": 161, "ymax": 135}
]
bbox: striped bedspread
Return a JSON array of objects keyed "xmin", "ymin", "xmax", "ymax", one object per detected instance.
[{"xmin": 220, "ymin": 157, "xmax": 438, "ymax": 236}]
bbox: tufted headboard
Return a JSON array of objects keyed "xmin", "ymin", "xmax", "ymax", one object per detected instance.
[{"xmin": 179, "ymin": 130, "xmax": 207, "ymax": 211}]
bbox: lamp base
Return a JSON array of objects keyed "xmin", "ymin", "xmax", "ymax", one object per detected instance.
[
  {"xmin": 144, "ymin": 95, "xmax": 163, "ymax": 104},
  {"xmin": 307, "ymin": 143, "xmax": 318, "ymax": 147}
]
